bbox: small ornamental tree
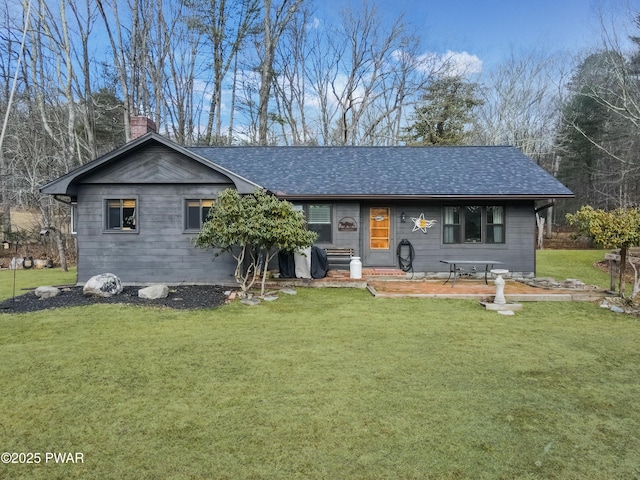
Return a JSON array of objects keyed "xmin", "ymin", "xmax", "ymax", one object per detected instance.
[
  {"xmin": 194, "ymin": 188, "xmax": 317, "ymax": 296},
  {"xmin": 566, "ymin": 205, "xmax": 640, "ymax": 300}
]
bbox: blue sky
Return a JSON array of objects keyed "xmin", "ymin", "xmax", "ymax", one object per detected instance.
[{"xmin": 369, "ymin": 0, "xmax": 640, "ymax": 71}]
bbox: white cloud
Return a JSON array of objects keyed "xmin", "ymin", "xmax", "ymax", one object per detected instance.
[
  {"xmin": 440, "ymin": 50, "xmax": 483, "ymax": 76},
  {"xmin": 307, "ymin": 17, "xmax": 321, "ymax": 30},
  {"xmin": 412, "ymin": 50, "xmax": 483, "ymax": 77}
]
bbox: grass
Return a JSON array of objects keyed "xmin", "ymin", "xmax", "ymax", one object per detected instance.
[
  {"xmin": 0, "ymin": 267, "xmax": 77, "ymax": 301},
  {"xmin": 537, "ymin": 249, "xmax": 610, "ymax": 289},
  {"xmin": 1, "ymin": 252, "xmax": 639, "ymax": 479}
]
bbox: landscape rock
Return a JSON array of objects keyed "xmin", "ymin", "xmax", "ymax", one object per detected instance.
[
  {"xmin": 279, "ymin": 288, "xmax": 297, "ymax": 295},
  {"xmin": 138, "ymin": 284, "xmax": 169, "ymax": 300},
  {"xmin": 241, "ymin": 297, "xmax": 261, "ymax": 306},
  {"xmin": 263, "ymin": 295, "xmax": 279, "ymax": 302},
  {"xmin": 35, "ymin": 286, "xmax": 60, "ymax": 299},
  {"xmin": 610, "ymin": 305, "xmax": 625, "ymax": 314},
  {"xmin": 83, "ymin": 273, "xmax": 123, "ymax": 297}
]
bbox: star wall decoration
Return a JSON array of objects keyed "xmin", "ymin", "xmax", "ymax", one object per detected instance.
[{"xmin": 411, "ymin": 213, "xmax": 437, "ymax": 233}]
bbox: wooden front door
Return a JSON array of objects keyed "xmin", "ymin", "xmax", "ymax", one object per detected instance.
[{"xmin": 364, "ymin": 206, "xmax": 395, "ymax": 266}]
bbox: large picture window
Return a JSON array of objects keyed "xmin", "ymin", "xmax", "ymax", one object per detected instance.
[
  {"xmin": 443, "ymin": 205, "xmax": 504, "ymax": 244},
  {"xmin": 106, "ymin": 199, "xmax": 137, "ymax": 231},
  {"xmin": 185, "ymin": 199, "xmax": 214, "ymax": 230},
  {"xmin": 295, "ymin": 204, "xmax": 332, "ymax": 243}
]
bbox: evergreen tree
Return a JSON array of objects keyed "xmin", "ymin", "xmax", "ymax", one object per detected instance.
[
  {"xmin": 403, "ymin": 76, "xmax": 483, "ymax": 146},
  {"xmin": 556, "ymin": 51, "xmax": 640, "ymax": 210}
]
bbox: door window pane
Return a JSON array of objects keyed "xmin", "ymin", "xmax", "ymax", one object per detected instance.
[{"xmin": 370, "ymin": 207, "xmax": 390, "ymax": 249}]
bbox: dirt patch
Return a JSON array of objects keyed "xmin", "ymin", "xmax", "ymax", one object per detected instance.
[
  {"xmin": 0, "ymin": 285, "xmax": 229, "ymax": 314},
  {"xmin": 541, "ymin": 230, "xmax": 594, "ymax": 250}
]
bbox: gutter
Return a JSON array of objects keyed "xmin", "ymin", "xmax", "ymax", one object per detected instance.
[{"xmin": 535, "ymin": 202, "xmax": 555, "ymax": 213}]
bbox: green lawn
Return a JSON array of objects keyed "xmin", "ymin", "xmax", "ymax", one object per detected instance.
[
  {"xmin": 0, "ymin": 267, "xmax": 77, "ymax": 301},
  {"xmin": 536, "ymin": 249, "xmax": 610, "ymax": 289},
  {"xmin": 1, "ymin": 252, "xmax": 639, "ymax": 479}
]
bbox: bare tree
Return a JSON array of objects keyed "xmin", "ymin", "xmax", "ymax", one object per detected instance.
[
  {"xmin": 472, "ymin": 48, "xmax": 566, "ymax": 162},
  {"xmin": 271, "ymin": 6, "xmax": 314, "ymax": 145},
  {"xmin": 188, "ymin": 0, "xmax": 260, "ymax": 145},
  {"xmin": 557, "ymin": 9, "xmax": 640, "ymax": 211},
  {"xmin": 68, "ymin": 0, "xmax": 99, "ymax": 158},
  {"xmin": 256, "ymin": 0, "xmax": 304, "ymax": 145},
  {"xmin": 324, "ymin": 1, "xmax": 421, "ymax": 145},
  {"xmin": 0, "ymin": 0, "xmax": 29, "ymax": 240}
]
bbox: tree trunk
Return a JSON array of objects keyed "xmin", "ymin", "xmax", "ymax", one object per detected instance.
[
  {"xmin": 619, "ymin": 245, "xmax": 628, "ymax": 297},
  {"xmin": 0, "ymin": 150, "xmax": 10, "ymax": 240},
  {"xmin": 536, "ymin": 213, "xmax": 545, "ymax": 249},
  {"xmin": 52, "ymin": 227, "xmax": 68, "ymax": 272}
]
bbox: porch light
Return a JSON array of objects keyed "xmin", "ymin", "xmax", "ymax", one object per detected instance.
[{"xmin": 400, "ymin": 212, "xmax": 406, "ymax": 223}]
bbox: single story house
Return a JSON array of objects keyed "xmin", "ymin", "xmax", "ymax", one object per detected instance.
[{"xmin": 41, "ymin": 129, "xmax": 573, "ymax": 284}]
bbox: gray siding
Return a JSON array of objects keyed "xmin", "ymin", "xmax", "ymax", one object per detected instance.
[
  {"xmin": 391, "ymin": 201, "xmax": 535, "ymax": 274},
  {"xmin": 292, "ymin": 200, "xmax": 536, "ymax": 275},
  {"xmin": 76, "ymin": 189, "xmax": 536, "ymax": 283},
  {"xmin": 76, "ymin": 183, "xmax": 237, "ymax": 284},
  {"xmin": 330, "ymin": 202, "xmax": 362, "ymax": 255},
  {"xmin": 82, "ymin": 145, "xmax": 233, "ymax": 184}
]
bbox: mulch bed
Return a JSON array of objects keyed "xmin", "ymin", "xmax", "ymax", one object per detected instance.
[{"xmin": 0, "ymin": 285, "xmax": 229, "ymax": 314}]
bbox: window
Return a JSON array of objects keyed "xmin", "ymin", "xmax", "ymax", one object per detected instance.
[
  {"xmin": 70, "ymin": 202, "xmax": 78, "ymax": 235},
  {"xmin": 443, "ymin": 206, "xmax": 461, "ymax": 244},
  {"xmin": 443, "ymin": 205, "xmax": 504, "ymax": 244},
  {"xmin": 464, "ymin": 206, "xmax": 482, "ymax": 243},
  {"xmin": 296, "ymin": 204, "xmax": 332, "ymax": 243},
  {"xmin": 486, "ymin": 206, "xmax": 505, "ymax": 243},
  {"xmin": 106, "ymin": 199, "xmax": 137, "ymax": 231},
  {"xmin": 185, "ymin": 199, "xmax": 214, "ymax": 230}
]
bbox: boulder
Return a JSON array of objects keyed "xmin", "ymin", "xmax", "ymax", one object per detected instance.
[
  {"xmin": 138, "ymin": 284, "xmax": 169, "ymax": 300},
  {"xmin": 83, "ymin": 273, "xmax": 123, "ymax": 297},
  {"xmin": 35, "ymin": 286, "xmax": 60, "ymax": 299}
]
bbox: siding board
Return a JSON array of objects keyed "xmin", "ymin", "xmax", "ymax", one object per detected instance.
[
  {"xmin": 76, "ymin": 182, "xmax": 236, "ymax": 283},
  {"xmin": 82, "ymin": 146, "xmax": 234, "ymax": 184},
  {"xmin": 75, "ymin": 166, "xmax": 538, "ymax": 282}
]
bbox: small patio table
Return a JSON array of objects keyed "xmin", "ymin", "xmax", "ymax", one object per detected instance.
[{"xmin": 439, "ymin": 260, "xmax": 504, "ymax": 287}]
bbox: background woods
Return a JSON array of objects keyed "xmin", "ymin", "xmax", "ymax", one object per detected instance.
[{"xmin": 1, "ymin": 0, "xmax": 640, "ymax": 263}]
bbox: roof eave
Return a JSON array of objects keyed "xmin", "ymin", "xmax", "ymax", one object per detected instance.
[{"xmin": 274, "ymin": 193, "xmax": 576, "ymax": 201}]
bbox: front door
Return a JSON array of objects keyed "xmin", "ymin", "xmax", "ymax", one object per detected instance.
[{"xmin": 364, "ymin": 206, "xmax": 395, "ymax": 266}]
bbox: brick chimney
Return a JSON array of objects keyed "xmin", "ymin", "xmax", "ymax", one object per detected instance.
[{"xmin": 130, "ymin": 116, "xmax": 157, "ymax": 140}]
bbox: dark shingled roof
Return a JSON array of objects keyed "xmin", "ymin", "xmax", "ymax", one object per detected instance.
[
  {"xmin": 40, "ymin": 134, "xmax": 573, "ymax": 200},
  {"xmin": 191, "ymin": 145, "xmax": 573, "ymax": 199}
]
